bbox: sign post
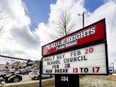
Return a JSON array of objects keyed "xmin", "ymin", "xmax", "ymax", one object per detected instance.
[
  {"xmin": 41, "ymin": 19, "xmax": 108, "ymax": 87},
  {"xmin": 55, "ymin": 74, "xmax": 79, "ymax": 87}
]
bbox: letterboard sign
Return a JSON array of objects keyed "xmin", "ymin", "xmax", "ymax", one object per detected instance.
[{"xmin": 42, "ymin": 43, "xmax": 108, "ymax": 74}]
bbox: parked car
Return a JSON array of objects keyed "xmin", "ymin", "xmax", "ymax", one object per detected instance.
[
  {"xmin": 109, "ymin": 66, "xmax": 114, "ymax": 74},
  {"xmin": 20, "ymin": 67, "xmax": 32, "ymax": 74},
  {"xmin": 0, "ymin": 73, "xmax": 22, "ymax": 83},
  {"xmin": 28, "ymin": 68, "xmax": 52, "ymax": 80}
]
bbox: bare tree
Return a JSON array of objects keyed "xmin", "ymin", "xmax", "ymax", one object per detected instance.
[
  {"xmin": 48, "ymin": 10, "xmax": 77, "ymax": 85},
  {"xmin": 0, "ymin": 7, "xmax": 8, "ymax": 33},
  {"xmin": 50, "ymin": 10, "xmax": 75, "ymax": 40}
]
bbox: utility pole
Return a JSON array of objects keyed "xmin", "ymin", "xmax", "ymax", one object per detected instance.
[
  {"xmin": 82, "ymin": 12, "xmax": 85, "ymax": 28},
  {"xmin": 78, "ymin": 11, "xmax": 85, "ymax": 28}
]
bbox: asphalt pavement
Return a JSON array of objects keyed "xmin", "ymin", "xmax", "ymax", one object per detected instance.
[{"xmin": 1, "ymin": 74, "xmax": 54, "ymax": 86}]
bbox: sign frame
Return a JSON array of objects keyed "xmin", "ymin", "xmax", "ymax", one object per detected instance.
[
  {"xmin": 42, "ymin": 19, "xmax": 109, "ymax": 75},
  {"xmin": 42, "ymin": 42, "xmax": 108, "ymax": 75}
]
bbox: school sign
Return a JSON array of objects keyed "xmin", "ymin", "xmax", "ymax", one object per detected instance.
[{"xmin": 42, "ymin": 19, "xmax": 108, "ymax": 75}]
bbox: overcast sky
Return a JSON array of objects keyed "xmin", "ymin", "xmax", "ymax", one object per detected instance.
[{"xmin": 0, "ymin": 0, "xmax": 116, "ymax": 64}]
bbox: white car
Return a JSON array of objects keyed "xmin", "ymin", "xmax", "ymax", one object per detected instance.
[{"xmin": 28, "ymin": 69, "xmax": 52, "ymax": 80}]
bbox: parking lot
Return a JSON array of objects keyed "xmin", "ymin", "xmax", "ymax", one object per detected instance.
[
  {"xmin": 1, "ymin": 74, "xmax": 54, "ymax": 86},
  {"xmin": 21, "ymin": 75, "xmax": 32, "ymax": 82},
  {"xmin": 17, "ymin": 74, "xmax": 54, "ymax": 83}
]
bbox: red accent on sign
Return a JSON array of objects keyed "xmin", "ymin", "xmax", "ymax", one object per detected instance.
[{"xmin": 42, "ymin": 19, "xmax": 105, "ymax": 56}]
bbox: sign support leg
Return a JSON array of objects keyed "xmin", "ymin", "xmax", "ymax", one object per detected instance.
[{"xmin": 39, "ymin": 60, "xmax": 42, "ymax": 87}]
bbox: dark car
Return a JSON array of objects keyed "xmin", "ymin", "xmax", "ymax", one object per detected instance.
[{"xmin": 0, "ymin": 73, "xmax": 22, "ymax": 83}]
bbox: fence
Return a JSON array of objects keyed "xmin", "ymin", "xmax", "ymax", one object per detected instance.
[{"xmin": 0, "ymin": 55, "xmax": 55, "ymax": 87}]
